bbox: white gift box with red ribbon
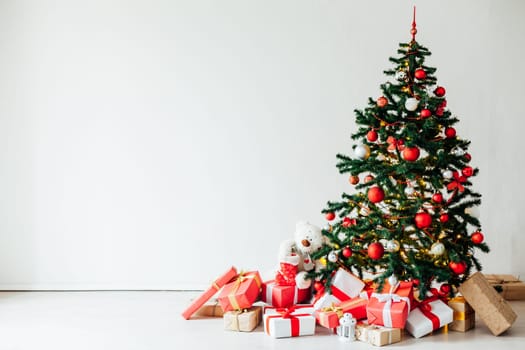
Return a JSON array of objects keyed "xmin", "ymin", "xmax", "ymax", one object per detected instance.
[
  {"xmin": 263, "ymin": 305, "xmax": 316, "ymax": 338},
  {"xmin": 330, "ymin": 268, "xmax": 365, "ymax": 302},
  {"xmin": 405, "ymin": 299, "xmax": 453, "ymax": 338}
]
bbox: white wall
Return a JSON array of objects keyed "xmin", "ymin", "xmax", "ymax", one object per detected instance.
[{"xmin": 1, "ymin": 0, "xmax": 524, "ymax": 290}]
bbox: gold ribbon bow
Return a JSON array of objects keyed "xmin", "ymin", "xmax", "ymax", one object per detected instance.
[{"xmin": 321, "ymin": 303, "xmax": 344, "ymax": 318}]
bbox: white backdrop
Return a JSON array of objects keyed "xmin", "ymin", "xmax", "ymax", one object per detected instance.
[{"xmin": 1, "ymin": 0, "xmax": 524, "ymax": 290}]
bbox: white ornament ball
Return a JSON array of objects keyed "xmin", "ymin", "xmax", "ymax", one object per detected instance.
[
  {"xmin": 442, "ymin": 170, "xmax": 453, "ymax": 179},
  {"xmin": 453, "ymin": 148, "xmax": 465, "ymax": 156},
  {"xmin": 404, "ymin": 186, "xmax": 415, "ymax": 196},
  {"xmin": 395, "ymin": 70, "xmax": 407, "ymax": 81},
  {"xmin": 405, "ymin": 98, "xmax": 419, "ymax": 111},
  {"xmin": 430, "ymin": 242, "xmax": 445, "ymax": 256},
  {"xmin": 354, "ymin": 144, "xmax": 371, "ymax": 160},
  {"xmin": 328, "ymin": 251, "xmax": 338, "ymax": 263}
]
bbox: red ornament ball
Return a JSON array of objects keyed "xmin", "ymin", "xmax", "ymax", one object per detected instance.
[
  {"xmin": 342, "ymin": 217, "xmax": 356, "ymax": 228},
  {"xmin": 414, "ymin": 68, "xmax": 427, "ymax": 80},
  {"xmin": 367, "ymin": 130, "xmax": 378, "ymax": 142},
  {"xmin": 415, "ymin": 212, "xmax": 432, "ymax": 229},
  {"xmin": 464, "ymin": 153, "xmax": 472, "ymax": 162},
  {"xmin": 403, "ymin": 146, "xmax": 420, "ymax": 162},
  {"xmin": 349, "ymin": 175, "xmax": 360, "ymax": 185},
  {"xmin": 420, "ymin": 109, "xmax": 432, "ymax": 118},
  {"xmin": 432, "ymin": 193, "xmax": 443, "ymax": 203},
  {"xmin": 445, "ymin": 127, "xmax": 456, "ymax": 138},
  {"xmin": 449, "ymin": 261, "xmax": 467, "ymax": 275},
  {"xmin": 364, "ymin": 175, "xmax": 374, "ymax": 183},
  {"xmin": 440, "ymin": 283, "xmax": 451, "ymax": 295},
  {"xmin": 342, "ymin": 246, "xmax": 353, "ymax": 258},
  {"xmin": 434, "ymin": 86, "xmax": 446, "ymax": 97},
  {"xmin": 313, "ymin": 281, "xmax": 325, "ymax": 291},
  {"xmin": 368, "ymin": 242, "xmax": 385, "ymax": 260},
  {"xmin": 462, "ymin": 166, "xmax": 474, "ymax": 177},
  {"xmin": 436, "ymin": 107, "xmax": 444, "ymax": 116},
  {"xmin": 377, "ymin": 96, "xmax": 388, "ymax": 108},
  {"xmin": 471, "ymin": 231, "xmax": 484, "ymax": 244},
  {"xmin": 412, "ymin": 278, "xmax": 420, "ymax": 286},
  {"xmin": 368, "ymin": 186, "xmax": 385, "ymax": 203},
  {"xmin": 325, "ymin": 212, "xmax": 336, "ymax": 221},
  {"xmin": 440, "ymin": 213, "xmax": 449, "ymax": 223}
]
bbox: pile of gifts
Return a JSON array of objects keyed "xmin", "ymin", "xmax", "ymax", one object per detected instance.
[{"xmin": 182, "ymin": 264, "xmax": 517, "ymax": 346}]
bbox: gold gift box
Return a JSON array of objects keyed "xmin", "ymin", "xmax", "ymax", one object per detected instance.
[
  {"xmin": 356, "ymin": 322, "xmax": 402, "ymax": 346},
  {"xmin": 223, "ymin": 306, "xmax": 262, "ymax": 332},
  {"xmin": 448, "ymin": 296, "xmax": 475, "ymax": 332}
]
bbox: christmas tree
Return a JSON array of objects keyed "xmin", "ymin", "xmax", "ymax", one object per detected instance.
[{"xmin": 309, "ymin": 10, "xmax": 489, "ymax": 298}]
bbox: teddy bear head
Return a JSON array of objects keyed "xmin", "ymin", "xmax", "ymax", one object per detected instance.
[{"xmin": 293, "ymin": 221, "xmax": 324, "ymax": 255}]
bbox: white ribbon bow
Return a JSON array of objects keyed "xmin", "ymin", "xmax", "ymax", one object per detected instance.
[{"xmin": 371, "ymin": 292, "xmax": 411, "ymax": 328}]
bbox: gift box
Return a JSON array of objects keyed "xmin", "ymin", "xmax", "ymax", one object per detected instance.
[
  {"xmin": 355, "ymin": 322, "xmax": 402, "ymax": 347},
  {"xmin": 315, "ymin": 298, "xmax": 368, "ymax": 329},
  {"xmin": 261, "ymin": 280, "xmax": 311, "ymax": 308},
  {"xmin": 448, "ymin": 296, "xmax": 475, "ymax": 332},
  {"xmin": 458, "ymin": 272, "xmax": 517, "ymax": 336},
  {"xmin": 374, "ymin": 280, "xmax": 415, "ymax": 309},
  {"xmin": 484, "ymin": 274, "xmax": 525, "ymax": 300},
  {"xmin": 330, "ymin": 268, "xmax": 365, "ymax": 302},
  {"xmin": 366, "ymin": 281, "xmax": 413, "ymax": 328},
  {"xmin": 405, "ymin": 299, "xmax": 453, "ymax": 338},
  {"xmin": 194, "ymin": 298, "xmax": 224, "ymax": 318},
  {"xmin": 223, "ymin": 306, "xmax": 262, "ymax": 332},
  {"xmin": 218, "ymin": 271, "xmax": 262, "ymax": 312},
  {"xmin": 181, "ymin": 266, "xmax": 237, "ymax": 319},
  {"xmin": 263, "ymin": 306, "xmax": 316, "ymax": 338}
]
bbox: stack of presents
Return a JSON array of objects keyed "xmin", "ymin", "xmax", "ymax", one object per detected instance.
[{"xmin": 182, "ymin": 264, "xmax": 521, "ymax": 346}]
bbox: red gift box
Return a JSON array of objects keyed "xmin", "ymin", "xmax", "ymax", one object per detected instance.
[
  {"xmin": 366, "ymin": 281, "xmax": 413, "ymax": 328},
  {"xmin": 217, "ymin": 271, "xmax": 262, "ymax": 312},
  {"xmin": 262, "ymin": 280, "xmax": 311, "ymax": 308},
  {"xmin": 315, "ymin": 297, "xmax": 368, "ymax": 329},
  {"xmin": 181, "ymin": 266, "xmax": 238, "ymax": 320}
]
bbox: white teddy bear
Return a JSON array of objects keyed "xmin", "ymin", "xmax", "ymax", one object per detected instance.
[{"xmin": 278, "ymin": 221, "xmax": 325, "ymax": 289}]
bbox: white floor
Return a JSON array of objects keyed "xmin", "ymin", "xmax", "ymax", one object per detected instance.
[{"xmin": 0, "ymin": 291, "xmax": 523, "ymax": 350}]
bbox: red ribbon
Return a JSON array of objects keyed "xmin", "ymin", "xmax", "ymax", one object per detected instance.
[
  {"xmin": 331, "ymin": 285, "xmax": 351, "ymax": 302},
  {"xmin": 447, "ymin": 171, "xmax": 466, "ymax": 193},
  {"xmin": 415, "ymin": 289, "xmax": 446, "ymax": 331},
  {"xmin": 265, "ymin": 306, "xmax": 310, "ymax": 337}
]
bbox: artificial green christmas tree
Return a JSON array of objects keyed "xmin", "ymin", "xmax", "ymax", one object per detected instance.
[{"xmin": 309, "ymin": 12, "xmax": 489, "ymax": 298}]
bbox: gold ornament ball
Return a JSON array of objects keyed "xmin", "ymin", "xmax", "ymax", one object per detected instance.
[
  {"xmin": 319, "ymin": 257, "xmax": 327, "ymax": 266},
  {"xmin": 386, "ymin": 240, "xmax": 400, "ymax": 252}
]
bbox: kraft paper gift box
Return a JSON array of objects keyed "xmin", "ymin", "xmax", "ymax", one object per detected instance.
[
  {"xmin": 330, "ymin": 268, "xmax": 366, "ymax": 302},
  {"xmin": 366, "ymin": 281, "xmax": 413, "ymax": 328},
  {"xmin": 405, "ymin": 298, "xmax": 453, "ymax": 338},
  {"xmin": 194, "ymin": 298, "xmax": 224, "ymax": 318},
  {"xmin": 223, "ymin": 306, "xmax": 262, "ymax": 332},
  {"xmin": 484, "ymin": 274, "xmax": 525, "ymax": 300},
  {"xmin": 315, "ymin": 298, "xmax": 368, "ymax": 329},
  {"xmin": 181, "ymin": 266, "xmax": 237, "ymax": 320},
  {"xmin": 217, "ymin": 271, "xmax": 262, "ymax": 312},
  {"xmin": 448, "ymin": 296, "xmax": 475, "ymax": 332},
  {"xmin": 355, "ymin": 322, "xmax": 402, "ymax": 347},
  {"xmin": 261, "ymin": 280, "xmax": 311, "ymax": 308},
  {"xmin": 263, "ymin": 305, "xmax": 316, "ymax": 338},
  {"xmin": 458, "ymin": 272, "xmax": 517, "ymax": 336}
]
